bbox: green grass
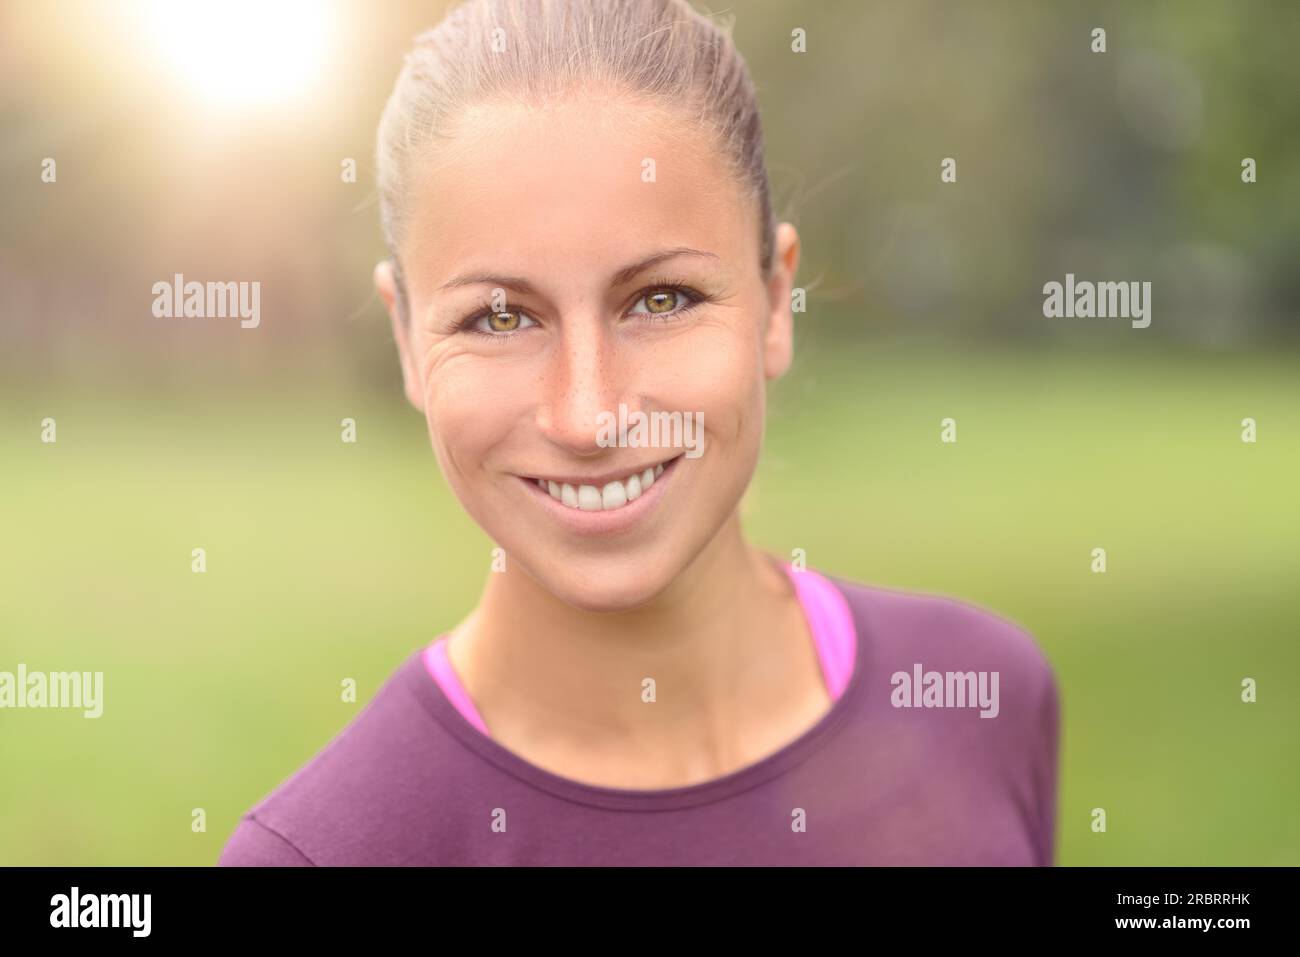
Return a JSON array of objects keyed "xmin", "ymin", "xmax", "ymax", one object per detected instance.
[{"xmin": 1, "ymin": 342, "xmax": 1297, "ymax": 865}]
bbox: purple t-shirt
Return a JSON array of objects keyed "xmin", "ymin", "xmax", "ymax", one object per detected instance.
[{"xmin": 218, "ymin": 567, "xmax": 1060, "ymax": 865}]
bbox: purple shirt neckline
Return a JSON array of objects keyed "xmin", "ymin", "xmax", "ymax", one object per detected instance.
[
  {"xmin": 408, "ymin": 560, "xmax": 865, "ymax": 811},
  {"xmin": 219, "ymin": 567, "xmax": 1061, "ymax": 864}
]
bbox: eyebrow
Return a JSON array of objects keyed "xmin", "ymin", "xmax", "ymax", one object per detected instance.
[{"xmin": 434, "ymin": 246, "xmax": 721, "ymax": 295}]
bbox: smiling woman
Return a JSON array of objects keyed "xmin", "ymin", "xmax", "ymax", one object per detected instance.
[{"xmin": 217, "ymin": 0, "xmax": 1061, "ymax": 867}]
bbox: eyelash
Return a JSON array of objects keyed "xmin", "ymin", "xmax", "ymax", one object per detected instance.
[{"xmin": 457, "ymin": 276, "xmax": 710, "ymax": 341}]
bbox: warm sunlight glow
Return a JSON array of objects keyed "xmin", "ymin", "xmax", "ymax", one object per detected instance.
[{"xmin": 146, "ymin": 0, "xmax": 333, "ymax": 107}]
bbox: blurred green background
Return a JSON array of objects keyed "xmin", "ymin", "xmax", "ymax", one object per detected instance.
[{"xmin": 1, "ymin": 0, "xmax": 1297, "ymax": 865}]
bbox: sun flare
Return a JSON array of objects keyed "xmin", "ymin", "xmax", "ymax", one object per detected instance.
[{"xmin": 144, "ymin": 0, "xmax": 333, "ymax": 107}]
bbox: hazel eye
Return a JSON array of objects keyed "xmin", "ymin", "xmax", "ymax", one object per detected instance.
[
  {"xmin": 627, "ymin": 284, "xmax": 707, "ymax": 321},
  {"xmin": 473, "ymin": 310, "xmax": 535, "ymax": 335}
]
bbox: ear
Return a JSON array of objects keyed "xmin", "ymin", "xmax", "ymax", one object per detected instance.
[
  {"xmin": 375, "ymin": 258, "xmax": 424, "ymax": 411},
  {"xmin": 762, "ymin": 222, "xmax": 801, "ymax": 380}
]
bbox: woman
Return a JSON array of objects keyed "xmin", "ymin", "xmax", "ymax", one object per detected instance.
[{"xmin": 219, "ymin": 0, "xmax": 1059, "ymax": 866}]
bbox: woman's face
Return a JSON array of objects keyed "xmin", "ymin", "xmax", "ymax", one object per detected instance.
[{"xmin": 379, "ymin": 93, "xmax": 799, "ymax": 611}]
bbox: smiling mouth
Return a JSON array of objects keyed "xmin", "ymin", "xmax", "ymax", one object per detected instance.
[{"xmin": 524, "ymin": 454, "xmax": 683, "ymax": 512}]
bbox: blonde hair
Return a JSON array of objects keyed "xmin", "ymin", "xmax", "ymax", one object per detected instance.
[{"xmin": 375, "ymin": 0, "xmax": 777, "ymax": 321}]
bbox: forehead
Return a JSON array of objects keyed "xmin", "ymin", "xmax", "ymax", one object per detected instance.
[{"xmin": 402, "ymin": 93, "xmax": 754, "ymax": 287}]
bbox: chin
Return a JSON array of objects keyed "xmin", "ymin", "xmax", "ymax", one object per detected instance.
[{"xmin": 523, "ymin": 552, "xmax": 683, "ymax": 613}]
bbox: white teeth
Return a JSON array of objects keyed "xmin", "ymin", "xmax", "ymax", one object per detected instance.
[
  {"xmin": 601, "ymin": 481, "xmax": 627, "ymax": 509},
  {"xmin": 537, "ymin": 459, "xmax": 674, "ymax": 511}
]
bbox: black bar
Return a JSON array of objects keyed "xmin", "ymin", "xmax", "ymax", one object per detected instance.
[{"xmin": 0, "ymin": 866, "xmax": 1280, "ymax": 943}]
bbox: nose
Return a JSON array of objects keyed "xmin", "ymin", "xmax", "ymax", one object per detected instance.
[{"xmin": 534, "ymin": 314, "xmax": 634, "ymax": 457}]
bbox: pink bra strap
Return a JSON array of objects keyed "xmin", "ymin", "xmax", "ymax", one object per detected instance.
[
  {"xmin": 422, "ymin": 638, "xmax": 491, "ymax": 737},
  {"xmin": 780, "ymin": 561, "xmax": 857, "ymax": 701}
]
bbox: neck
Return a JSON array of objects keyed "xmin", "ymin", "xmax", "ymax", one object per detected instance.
[{"xmin": 447, "ymin": 513, "xmax": 803, "ymax": 753}]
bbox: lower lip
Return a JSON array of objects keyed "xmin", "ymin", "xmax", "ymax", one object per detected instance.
[{"xmin": 516, "ymin": 455, "xmax": 683, "ymax": 536}]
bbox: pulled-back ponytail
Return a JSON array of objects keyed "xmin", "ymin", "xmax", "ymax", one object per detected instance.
[{"xmin": 376, "ymin": 0, "xmax": 776, "ymax": 319}]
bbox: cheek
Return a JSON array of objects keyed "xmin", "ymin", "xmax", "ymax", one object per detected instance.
[
  {"xmin": 641, "ymin": 319, "xmax": 765, "ymax": 450},
  {"xmin": 420, "ymin": 356, "xmax": 533, "ymax": 481}
]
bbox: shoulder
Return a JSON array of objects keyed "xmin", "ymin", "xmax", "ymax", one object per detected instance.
[
  {"xmin": 821, "ymin": 572, "xmax": 1061, "ymax": 864},
  {"xmin": 820, "ymin": 571, "xmax": 1061, "ymax": 786},
  {"xmin": 218, "ymin": 815, "xmax": 316, "ymax": 866},
  {"xmin": 216, "ymin": 649, "xmax": 459, "ymax": 867},
  {"xmin": 825, "ymin": 572, "xmax": 1059, "ymax": 712}
]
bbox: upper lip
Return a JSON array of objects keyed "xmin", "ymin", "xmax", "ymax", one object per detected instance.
[{"xmin": 521, "ymin": 453, "xmax": 681, "ymax": 488}]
